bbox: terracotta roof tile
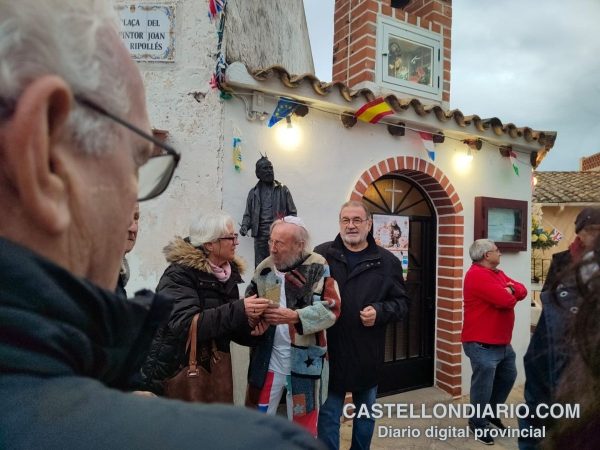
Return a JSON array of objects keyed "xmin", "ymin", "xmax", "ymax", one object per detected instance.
[
  {"xmin": 533, "ymin": 171, "xmax": 600, "ymax": 204},
  {"xmin": 246, "ymin": 65, "xmax": 557, "ymax": 152}
]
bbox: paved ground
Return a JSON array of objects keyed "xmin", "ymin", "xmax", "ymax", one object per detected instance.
[{"xmin": 340, "ymin": 385, "xmax": 525, "ymax": 449}]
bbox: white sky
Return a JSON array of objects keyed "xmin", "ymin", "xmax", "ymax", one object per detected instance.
[{"xmin": 304, "ymin": 0, "xmax": 600, "ymax": 171}]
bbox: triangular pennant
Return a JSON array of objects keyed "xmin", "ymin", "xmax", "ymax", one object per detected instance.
[
  {"xmin": 232, "ymin": 137, "xmax": 242, "ymax": 172},
  {"xmin": 208, "ymin": 0, "xmax": 224, "ymax": 21},
  {"xmin": 268, "ymin": 98, "xmax": 297, "ymax": 128},
  {"xmin": 418, "ymin": 132, "xmax": 436, "ymax": 161},
  {"xmin": 509, "ymin": 150, "xmax": 519, "ymax": 176}
]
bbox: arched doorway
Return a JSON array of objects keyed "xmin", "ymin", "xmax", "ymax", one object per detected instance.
[
  {"xmin": 362, "ymin": 175, "xmax": 436, "ymax": 394},
  {"xmin": 351, "ymin": 156, "xmax": 465, "ymax": 398}
]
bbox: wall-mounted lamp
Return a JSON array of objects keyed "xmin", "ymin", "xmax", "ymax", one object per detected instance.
[
  {"xmin": 453, "ymin": 146, "xmax": 473, "ymax": 173},
  {"xmin": 387, "ymin": 122, "xmax": 406, "ymax": 137},
  {"xmin": 341, "ymin": 111, "xmax": 357, "ymax": 128},
  {"xmin": 432, "ymin": 132, "xmax": 445, "ymax": 144},
  {"xmin": 463, "ymin": 138, "xmax": 483, "ymax": 150},
  {"xmin": 275, "ymin": 115, "xmax": 301, "ymax": 151},
  {"xmin": 499, "ymin": 145, "xmax": 513, "ymax": 157}
]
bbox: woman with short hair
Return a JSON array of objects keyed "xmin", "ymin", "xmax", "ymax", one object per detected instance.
[{"xmin": 141, "ymin": 211, "xmax": 270, "ymax": 398}]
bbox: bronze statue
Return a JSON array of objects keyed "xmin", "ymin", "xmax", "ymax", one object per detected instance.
[{"xmin": 240, "ymin": 157, "xmax": 297, "ymax": 266}]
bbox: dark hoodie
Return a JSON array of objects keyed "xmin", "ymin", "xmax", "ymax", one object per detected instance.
[{"xmin": 0, "ymin": 237, "xmax": 322, "ymax": 449}]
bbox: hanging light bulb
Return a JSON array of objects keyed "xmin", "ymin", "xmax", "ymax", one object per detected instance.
[
  {"xmin": 275, "ymin": 115, "xmax": 301, "ymax": 151},
  {"xmin": 453, "ymin": 147, "xmax": 473, "ymax": 173}
]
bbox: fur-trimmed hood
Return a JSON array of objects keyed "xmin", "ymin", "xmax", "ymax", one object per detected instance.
[{"xmin": 163, "ymin": 236, "xmax": 246, "ymax": 275}]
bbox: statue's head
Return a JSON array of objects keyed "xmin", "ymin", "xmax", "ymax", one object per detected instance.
[{"xmin": 255, "ymin": 156, "xmax": 274, "ymax": 183}]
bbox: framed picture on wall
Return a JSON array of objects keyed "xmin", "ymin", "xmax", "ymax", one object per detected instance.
[
  {"xmin": 474, "ymin": 197, "xmax": 528, "ymax": 252},
  {"xmin": 373, "ymin": 214, "xmax": 410, "ymax": 275}
]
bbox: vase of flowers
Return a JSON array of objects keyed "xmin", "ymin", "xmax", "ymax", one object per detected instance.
[{"xmin": 531, "ymin": 218, "xmax": 561, "ymax": 250}]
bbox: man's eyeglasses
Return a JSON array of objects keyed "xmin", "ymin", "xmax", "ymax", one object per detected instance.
[
  {"xmin": 218, "ymin": 234, "xmax": 239, "ymax": 243},
  {"xmin": 340, "ymin": 217, "xmax": 368, "ymax": 226},
  {"xmin": 268, "ymin": 239, "xmax": 286, "ymax": 249},
  {"xmin": 74, "ymin": 95, "xmax": 181, "ymax": 202}
]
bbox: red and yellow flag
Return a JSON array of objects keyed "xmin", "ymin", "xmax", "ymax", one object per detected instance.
[{"xmin": 355, "ymin": 98, "xmax": 394, "ymax": 124}]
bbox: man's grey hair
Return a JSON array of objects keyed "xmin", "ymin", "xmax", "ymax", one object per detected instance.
[
  {"xmin": 270, "ymin": 216, "xmax": 311, "ymax": 253},
  {"xmin": 469, "ymin": 239, "xmax": 496, "ymax": 262},
  {"xmin": 0, "ymin": 0, "xmax": 129, "ymax": 153},
  {"xmin": 189, "ymin": 211, "xmax": 235, "ymax": 247},
  {"xmin": 339, "ymin": 200, "xmax": 372, "ymax": 220}
]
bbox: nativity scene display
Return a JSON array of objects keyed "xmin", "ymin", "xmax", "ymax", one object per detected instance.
[{"xmin": 387, "ymin": 36, "xmax": 432, "ymax": 87}]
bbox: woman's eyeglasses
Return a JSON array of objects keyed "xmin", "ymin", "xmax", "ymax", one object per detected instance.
[{"xmin": 218, "ymin": 234, "xmax": 239, "ymax": 243}]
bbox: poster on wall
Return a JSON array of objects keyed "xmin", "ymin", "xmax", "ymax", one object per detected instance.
[{"xmin": 373, "ymin": 214, "xmax": 409, "ymax": 275}]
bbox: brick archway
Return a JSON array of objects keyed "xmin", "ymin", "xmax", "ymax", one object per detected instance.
[{"xmin": 351, "ymin": 156, "xmax": 464, "ymax": 397}]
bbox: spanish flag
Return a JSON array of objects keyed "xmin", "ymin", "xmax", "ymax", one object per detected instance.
[{"xmin": 355, "ymin": 97, "xmax": 394, "ymax": 124}]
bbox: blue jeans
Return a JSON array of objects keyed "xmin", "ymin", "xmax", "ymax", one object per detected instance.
[
  {"xmin": 317, "ymin": 386, "xmax": 377, "ymax": 450},
  {"xmin": 463, "ymin": 342, "xmax": 517, "ymax": 429}
]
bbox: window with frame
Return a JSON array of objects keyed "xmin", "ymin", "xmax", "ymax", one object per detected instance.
[{"xmin": 376, "ymin": 16, "xmax": 442, "ymax": 101}]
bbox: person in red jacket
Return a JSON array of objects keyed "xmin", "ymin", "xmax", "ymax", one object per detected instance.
[{"xmin": 462, "ymin": 239, "xmax": 527, "ymax": 445}]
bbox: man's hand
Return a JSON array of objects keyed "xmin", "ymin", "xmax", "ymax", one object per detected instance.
[
  {"xmin": 360, "ymin": 305, "xmax": 377, "ymax": 327},
  {"xmin": 505, "ymin": 283, "xmax": 515, "ymax": 295},
  {"xmin": 263, "ymin": 305, "xmax": 299, "ymax": 325},
  {"xmin": 239, "ymin": 225, "xmax": 248, "ymax": 236}
]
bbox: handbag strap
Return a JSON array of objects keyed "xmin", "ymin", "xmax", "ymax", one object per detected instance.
[{"xmin": 185, "ymin": 313, "xmax": 200, "ymax": 375}]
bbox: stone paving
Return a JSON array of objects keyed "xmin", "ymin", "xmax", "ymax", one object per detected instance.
[{"xmin": 340, "ymin": 385, "xmax": 525, "ymax": 449}]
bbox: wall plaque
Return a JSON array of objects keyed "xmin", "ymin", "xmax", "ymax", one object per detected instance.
[{"xmin": 116, "ymin": 4, "xmax": 175, "ymax": 62}]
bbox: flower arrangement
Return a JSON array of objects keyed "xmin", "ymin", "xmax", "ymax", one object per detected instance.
[{"xmin": 531, "ymin": 217, "xmax": 561, "ymax": 250}]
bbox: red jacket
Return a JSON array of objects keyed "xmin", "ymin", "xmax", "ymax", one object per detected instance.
[{"xmin": 461, "ymin": 263, "xmax": 527, "ymax": 345}]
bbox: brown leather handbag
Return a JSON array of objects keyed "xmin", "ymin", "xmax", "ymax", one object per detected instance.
[{"xmin": 163, "ymin": 313, "xmax": 233, "ymax": 403}]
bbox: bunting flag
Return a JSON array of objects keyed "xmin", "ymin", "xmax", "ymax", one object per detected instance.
[
  {"xmin": 232, "ymin": 137, "xmax": 242, "ymax": 171},
  {"xmin": 418, "ymin": 132, "xmax": 436, "ymax": 161},
  {"xmin": 208, "ymin": 0, "xmax": 224, "ymax": 21},
  {"xmin": 268, "ymin": 98, "xmax": 297, "ymax": 128},
  {"xmin": 508, "ymin": 150, "xmax": 519, "ymax": 176},
  {"xmin": 355, "ymin": 98, "xmax": 394, "ymax": 124},
  {"xmin": 550, "ymin": 228, "xmax": 563, "ymax": 242}
]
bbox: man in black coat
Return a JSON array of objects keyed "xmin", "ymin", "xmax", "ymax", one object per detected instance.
[
  {"xmin": 0, "ymin": 2, "xmax": 321, "ymax": 449},
  {"xmin": 314, "ymin": 201, "xmax": 410, "ymax": 450}
]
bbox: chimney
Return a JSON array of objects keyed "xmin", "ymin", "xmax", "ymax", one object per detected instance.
[{"xmin": 333, "ymin": 0, "xmax": 452, "ymax": 104}]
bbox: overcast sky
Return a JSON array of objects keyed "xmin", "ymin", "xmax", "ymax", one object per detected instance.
[{"xmin": 304, "ymin": 0, "xmax": 600, "ymax": 171}]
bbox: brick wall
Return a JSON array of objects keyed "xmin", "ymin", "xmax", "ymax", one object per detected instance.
[
  {"xmin": 333, "ymin": 0, "xmax": 452, "ymax": 103},
  {"xmin": 581, "ymin": 152, "xmax": 600, "ymax": 171},
  {"xmin": 351, "ymin": 156, "xmax": 464, "ymax": 397}
]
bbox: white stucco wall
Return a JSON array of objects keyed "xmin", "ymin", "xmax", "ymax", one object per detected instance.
[
  {"xmin": 123, "ymin": 0, "xmax": 225, "ymax": 295},
  {"xmin": 220, "ymin": 92, "xmax": 534, "ymax": 398}
]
